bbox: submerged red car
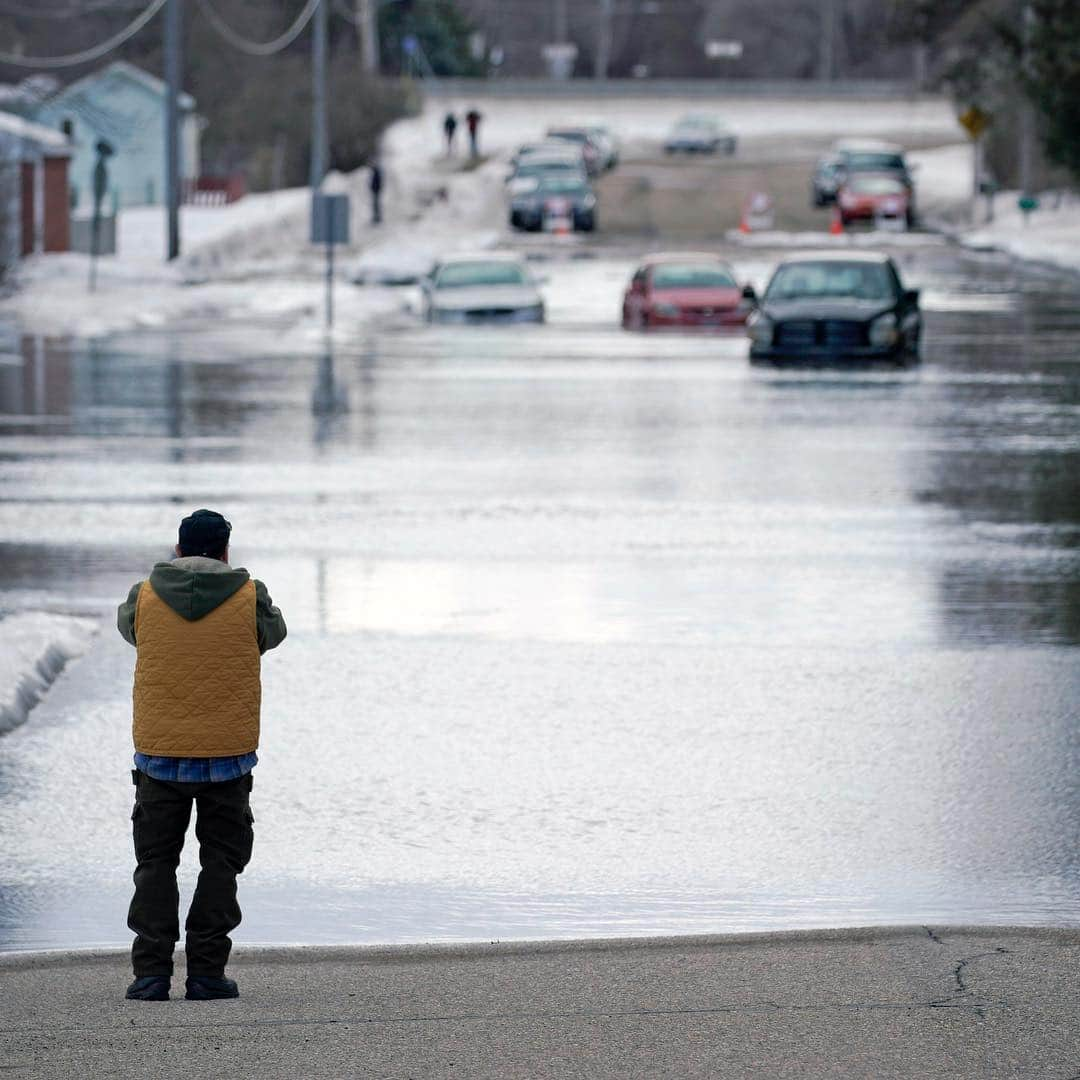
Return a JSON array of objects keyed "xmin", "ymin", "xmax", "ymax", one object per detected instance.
[
  {"xmin": 836, "ymin": 172, "xmax": 913, "ymax": 228},
  {"xmin": 622, "ymin": 254, "xmax": 757, "ymax": 330}
]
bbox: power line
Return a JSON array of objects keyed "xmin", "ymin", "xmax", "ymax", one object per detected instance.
[
  {"xmin": 0, "ymin": 0, "xmax": 145, "ymax": 20},
  {"xmin": 194, "ymin": 0, "xmax": 322, "ymax": 56},
  {"xmin": 0, "ymin": 0, "xmax": 167, "ymax": 67}
]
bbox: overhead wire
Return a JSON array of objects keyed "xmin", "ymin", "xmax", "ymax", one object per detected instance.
[
  {"xmin": 194, "ymin": 0, "xmax": 322, "ymax": 56},
  {"xmin": 0, "ymin": 0, "xmax": 167, "ymax": 67},
  {"xmin": 0, "ymin": 0, "xmax": 146, "ymax": 19}
]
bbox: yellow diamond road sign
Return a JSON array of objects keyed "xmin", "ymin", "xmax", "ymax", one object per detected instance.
[{"xmin": 959, "ymin": 106, "xmax": 990, "ymax": 141}]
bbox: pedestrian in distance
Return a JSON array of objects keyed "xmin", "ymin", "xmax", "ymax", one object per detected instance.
[
  {"xmin": 117, "ymin": 509, "xmax": 286, "ymax": 1003},
  {"xmin": 466, "ymin": 107, "xmax": 482, "ymax": 159},
  {"xmin": 443, "ymin": 110, "xmax": 458, "ymax": 155},
  {"xmin": 369, "ymin": 159, "xmax": 384, "ymax": 225}
]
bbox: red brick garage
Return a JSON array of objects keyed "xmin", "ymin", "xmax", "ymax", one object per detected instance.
[{"xmin": 20, "ymin": 154, "xmax": 71, "ymax": 255}]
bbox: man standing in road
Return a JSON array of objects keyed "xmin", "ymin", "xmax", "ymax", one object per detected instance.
[
  {"xmin": 465, "ymin": 107, "xmax": 482, "ymax": 158},
  {"xmin": 369, "ymin": 158, "xmax": 384, "ymax": 225},
  {"xmin": 117, "ymin": 509, "xmax": 286, "ymax": 1002},
  {"xmin": 443, "ymin": 110, "xmax": 458, "ymax": 155}
]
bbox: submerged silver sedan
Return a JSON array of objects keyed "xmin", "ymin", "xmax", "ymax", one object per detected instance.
[{"xmin": 423, "ymin": 254, "xmax": 546, "ymax": 325}]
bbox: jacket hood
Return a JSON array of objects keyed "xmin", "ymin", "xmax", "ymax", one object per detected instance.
[{"xmin": 148, "ymin": 558, "xmax": 250, "ymax": 621}]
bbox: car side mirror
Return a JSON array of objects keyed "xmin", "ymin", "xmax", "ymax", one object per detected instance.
[
  {"xmin": 742, "ymin": 284, "xmax": 757, "ymax": 303},
  {"xmin": 904, "ymin": 288, "xmax": 920, "ymax": 304}
]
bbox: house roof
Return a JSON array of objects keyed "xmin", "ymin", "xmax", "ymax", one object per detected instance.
[
  {"xmin": 0, "ymin": 109, "xmax": 71, "ymax": 155},
  {"xmin": 47, "ymin": 60, "xmax": 195, "ymax": 111}
]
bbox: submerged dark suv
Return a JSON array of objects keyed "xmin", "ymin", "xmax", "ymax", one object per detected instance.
[{"xmin": 748, "ymin": 252, "xmax": 921, "ymax": 364}]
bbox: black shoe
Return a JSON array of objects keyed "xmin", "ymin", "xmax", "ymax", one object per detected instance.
[
  {"xmin": 185, "ymin": 975, "xmax": 239, "ymax": 1000},
  {"xmin": 125, "ymin": 975, "xmax": 170, "ymax": 1001}
]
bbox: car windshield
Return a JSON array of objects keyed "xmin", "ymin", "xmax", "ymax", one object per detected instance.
[
  {"xmin": 515, "ymin": 160, "xmax": 581, "ymax": 179},
  {"xmin": 845, "ymin": 152, "xmax": 905, "ymax": 172},
  {"xmin": 765, "ymin": 261, "xmax": 894, "ymax": 302},
  {"xmin": 436, "ymin": 262, "xmax": 528, "ymax": 289},
  {"xmin": 651, "ymin": 264, "xmax": 737, "ymax": 289},
  {"xmin": 537, "ymin": 177, "xmax": 589, "ymax": 195},
  {"xmin": 548, "ymin": 130, "xmax": 587, "ymax": 143},
  {"xmin": 677, "ymin": 118, "xmax": 716, "ymax": 131},
  {"xmin": 849, "ymin": 175, "xmax": 905, "ymax": 195}
]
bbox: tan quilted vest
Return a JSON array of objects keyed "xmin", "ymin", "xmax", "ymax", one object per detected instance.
[{"xmin": 132, "ymin": 580, "xmax": 261, "ymax": 757}]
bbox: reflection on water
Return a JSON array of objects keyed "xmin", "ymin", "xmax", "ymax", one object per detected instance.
[{"xmin": 1, "ymin": 248, "xmax": 1079, "ymax": 948}]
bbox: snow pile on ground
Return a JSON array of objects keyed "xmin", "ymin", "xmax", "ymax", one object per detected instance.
[
  {"xmin": 0, "ymin": 612, "xmax": 98, "ymax": 735},
  {"xmin": 963, "ymin": 190, "xmax": 1080, "ymax": 274},
  {"xmin": 907, "ymin": 143, "xmax": 974, "ymax": 213},
  {"xmin": 426, "ymin": 93, "xmax": 962, "ymax": 157}
]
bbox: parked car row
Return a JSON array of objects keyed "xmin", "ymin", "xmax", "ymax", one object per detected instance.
[
  {"xmin": 811, "ymin": 139, "xmax": 917, "ymax": 228},
  {"xmin": 506, "ymin": 122, "xmax": 618, "ymax": 234},
  {"xmin": 420, "ymin": 250, "xmax": 922, "ymax": 364}
]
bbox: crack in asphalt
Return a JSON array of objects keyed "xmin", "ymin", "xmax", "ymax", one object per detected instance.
[
  {"xmin": 925, "ymin": 946, "xmax": 1012, "ymax": 1019},
  {"xmin": 923, "ymin": 926, "xmax": 946, "ymax": 945}
]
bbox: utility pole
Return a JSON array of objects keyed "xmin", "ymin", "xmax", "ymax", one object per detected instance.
[
  {"xmin": 311, "ymin": 0, "xmax": 328, "ymax": 190},
  {"xmin": 356, "ymin": 0, "xmax": 378, "ymax": 75},
  {"xmin": 594, "ymin": 0, "xmax": 614, "ymax": 79},
  {"xmin": 554, "ymin": 0, "xmax": 568, "ymax": 42},
  {"xmin": 1018, "ymin": 2, "xmax": 1035, "ymax": 206},
  {"xmin": 818, "ymin": 0, "xmax": 837, "ymax": 82},
  {"xmin": 164, "ymin": 0, "xmax": 182, "ymax": 260}
]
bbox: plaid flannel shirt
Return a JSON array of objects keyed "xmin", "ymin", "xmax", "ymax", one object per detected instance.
[{"xmin": 134, "ymin": 752, "xmax": 257, "ymax": 783}]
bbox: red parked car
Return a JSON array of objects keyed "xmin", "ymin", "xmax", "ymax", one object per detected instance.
[
  {"xmin": 622, "ymin": 254, "xmax": 757, "ymax": 330},
  {"xmin": 836, "ymin": 173, "xmax": 913, "ymax": 229}
]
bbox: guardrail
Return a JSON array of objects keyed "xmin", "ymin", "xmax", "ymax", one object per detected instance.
[{"xmin": 420, "ymin": 78, "xmax": 926, "ymax": 100}]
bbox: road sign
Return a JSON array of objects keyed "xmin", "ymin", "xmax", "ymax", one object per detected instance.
[
  {"xmin": 311, "ymin": 193, "xmax": 350, "ymax": 331},
  {"xmin": 705, "ymin": 40, "xmax": 743, "ymax": 59},
  {"xmin": 311, "ymin": 193, "xmax": 350, "ymax": 245},
  {"xmin": 958, "ymin": 106, "xmax": 990, "ymax": 141}
]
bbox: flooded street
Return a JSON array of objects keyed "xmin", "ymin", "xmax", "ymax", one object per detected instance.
[{"xmin": 1, "ymin": 242, "xmax": 1078, "ymax": 950}]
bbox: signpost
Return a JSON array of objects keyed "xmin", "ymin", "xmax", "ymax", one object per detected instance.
[
  {"xmin": 311, "ymin": 193, "xmax": 349, "ymax": 331},
  {"xmin": 89, "ymin": 138, "xmax": 114, "ymax": 293},
  {"xmin": 958, "ymin": 105, "xmax": 992, "ymax": 225}
]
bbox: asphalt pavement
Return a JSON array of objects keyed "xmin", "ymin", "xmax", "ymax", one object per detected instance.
[{"xmin": 2, "ymin": 926, "xmax": 1078, "ymax": 1078}]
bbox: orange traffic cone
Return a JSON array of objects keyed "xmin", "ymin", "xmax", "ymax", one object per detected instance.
[
  {"xmin": 739, "ymin": 208, "xmax": 751, "ymax": 233},
  {"xmin": 829, "ymin": 206, "xmax": 844, "ymax": 235}
]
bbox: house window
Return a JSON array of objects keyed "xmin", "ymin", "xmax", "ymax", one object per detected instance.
[{"xmin": 60, "ymin": 118, "xmax": 74, "ymax": 139}]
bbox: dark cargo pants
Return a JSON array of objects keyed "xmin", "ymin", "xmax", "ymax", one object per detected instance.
[{"xmin": 128, "ymin": 770, "xmax": 254, "ymax": 978}]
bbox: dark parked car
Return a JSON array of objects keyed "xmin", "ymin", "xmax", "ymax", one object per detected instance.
[
  {"xmin": 748, "ymin": 252, "xmax": 921, "ymax": 364},
  {"xmin": 622, "ymin": 253, "xmax": 756, "ymax": 330},
  {"xmin": 811, "ymin": 153, "xmax": 845, "ymax": 206},
  {"xmin": 545, "ymin": 127, "xmax": 605, "ymax": 176},
  {"xmin": 509, "ymin": 174, "xmax": 597, "ymax": 232}
]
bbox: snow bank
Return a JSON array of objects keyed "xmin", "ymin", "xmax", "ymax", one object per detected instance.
[
  {"xmin": 0, "ymin": 613, "xmax": 98, "ymax": 735},
  {"xmin": 962, "ymin": 191, "xmax": 1080, "ymax": 275}
]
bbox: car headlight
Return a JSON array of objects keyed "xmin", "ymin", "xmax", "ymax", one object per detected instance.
[
  {"xmin": 653, "ymin": 302, "xmax": 680, "ymax": 317},
  {"xmin": 868, "ymin": 312, "xmax": 898, "ymax": 346},
  {"xmin": 747, "ymin": 312, "xmax": 773, "ymax": 345}
]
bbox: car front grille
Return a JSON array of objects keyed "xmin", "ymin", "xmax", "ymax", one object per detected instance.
[{"xmin": 774, "ymin": 319, "xmax": 866, "ymax": 348}]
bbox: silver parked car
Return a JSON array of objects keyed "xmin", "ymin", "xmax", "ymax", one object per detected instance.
[{"xmin": 423, "ymin": 254, "xmax": 545, "ymax": 324}]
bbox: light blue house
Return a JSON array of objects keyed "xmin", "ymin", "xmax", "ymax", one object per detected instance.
[{"xmin": 34, "ymin": 61, "xmax": 201, "ymax": 211}]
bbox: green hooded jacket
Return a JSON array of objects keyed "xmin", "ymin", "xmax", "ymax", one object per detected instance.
[{"xmin": 117, "ymin": 556, "xmax": 287, "ymax": 654}]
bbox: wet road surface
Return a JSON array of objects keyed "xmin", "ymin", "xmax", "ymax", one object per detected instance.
[{"xmin": 1, "ymin": 240, "xmax": 1078, "ymax": 949}]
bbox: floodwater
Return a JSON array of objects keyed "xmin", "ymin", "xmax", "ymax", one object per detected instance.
[{"xmin": 1, "ymin": 244, "xmax": 1078, "ymax": 951}]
